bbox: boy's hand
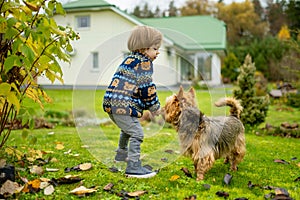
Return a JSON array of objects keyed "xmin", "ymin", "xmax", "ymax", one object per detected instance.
[{"xmin": 151, "ymin": 108, "xmax": 161, "ymax": 117}]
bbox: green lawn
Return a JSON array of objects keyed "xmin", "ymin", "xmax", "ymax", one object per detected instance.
[{"xmin": 2, "ymin": 88, "xmax": 300, "ymax": 199}]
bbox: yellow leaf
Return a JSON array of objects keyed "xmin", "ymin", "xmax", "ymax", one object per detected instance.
[
  {"xmin": 169, "ymin": 174, "xmax": 180, "ymax": 181},
  {"xmin": 55, "ymin": 143, "xmax": 64, "ymax": 150},
  {"xmin": 79, "ymin": 163, "xmax": 92, "ymax": 171}
]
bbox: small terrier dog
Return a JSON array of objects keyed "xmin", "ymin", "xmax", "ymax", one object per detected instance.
[{"xmin": 163, "ymin": 86, "xmax": 246, "ymax": 181}]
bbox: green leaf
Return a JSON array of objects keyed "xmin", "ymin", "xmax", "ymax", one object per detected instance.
[
  {"xmin": 29, "ymin": 118, "xmax": 35, "ymax": 129},
  {"xmin": 7, "ymin": 92, "xmax": 20, "ymax": 112},
  {"xmin": 0, "ymin": 83, "xmax": 11, "ymax": 96},
  {"xmin": 21, "ymin": 44, "xmax": 35, "ymax": 63},
  {"xmin": 4, "ymin": 55, "xmax": 22, "ymax": 72},
  {"xmin": 55, "ymin": 2, "xmax": 65, "ymax": 15},
  {"xmin": 0, "ymin": 17, "xmax": 7, "ymax": 33},
  {"xmin": 22, "ymin": 129, "xmax": 29, "ymax": 139},
  {"xmin": 29, "ymin": 135, "xmax": 37, "ymax": 144}
]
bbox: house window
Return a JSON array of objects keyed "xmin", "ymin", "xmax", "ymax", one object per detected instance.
[
  {"xmin": 92, "ymin": 52, "xmax": 99, "ymax": 70},
  {"xmin": 180, "ymin": 57, "xmax": 194, "ymax": 81},
  {"xmin": 198, "ymin": 56, "xmax": 212, "ymax": 81},
  {"xmin": 76, "ymin": 15, "xmax": 90, "ymax": 29}
]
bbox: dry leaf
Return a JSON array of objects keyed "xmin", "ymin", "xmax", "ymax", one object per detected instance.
[
  {"xmin": 0, "ymin": 180, "xmax": 18, "ymax": 196},
  {"xmin": 40, "ymin": 177, "xmax": 51, "ymax": 182},
  {"xmin": 30, "ymin": 165, "xmax": 44, "ymax": 175},
  {"xmin": 55, "ymin": 143, "xmax": 64, "ymax": 150},
  {"xmin": 169, "ymin": 175, "xmax": 180, "ymax": 181},
  {"xmin": 79, "ymin": 163, "xmax": 92, "ymax": 171},
  {"xmin": 23, "ymin": 179, "xmax": 41, "ymax": 193},
  {"xmin": 64, "ymin": 149, "xmax": 72, "ymax": 154},
  {"xmin": 39, "ymin": 181, "xmax": 50, "ymax": 189},
  {"xmin": 103, "ymin": 183, "xmax": 114, "ymax": 191},
  {"xmin": 216, "ymin": 191, "xmax": 229, "ymax": 198},
  {"xmin": 181, "ymin": 167, "xmax": 192, "ymax": 178},
  {"xmin": 224, "ymin": 173, "xmax": 232, "ymax": 185},
  {"xmin": 44, "ymin": 185, "xmax": 55, "ymax": 195},
  {"xmin": 46, "ymin": 168, "xmax": 59, "ymax": 172},
  {"xmin": 52, "ymin": 175, "xmax": 82, "ymax": 185},
  {"xmin": 0, "ymin": 159, "xmax": 6, "ymax": 168},
  {"xmin": 127, "ymin": 190, "xmax": 147, "ymax": 197},
  {"xmin": 69, "ymin": 186, "xmax": 97, "ymax": 196}
]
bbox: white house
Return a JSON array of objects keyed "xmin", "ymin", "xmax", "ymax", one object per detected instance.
[{"xmin": 38, "ymin": 0, "xmax": 226, "ymax": 88}]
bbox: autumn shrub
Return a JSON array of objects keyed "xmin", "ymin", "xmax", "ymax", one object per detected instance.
[{"xmin": 0, "ymin": 1, "xmax": 79, "ymax": 148}]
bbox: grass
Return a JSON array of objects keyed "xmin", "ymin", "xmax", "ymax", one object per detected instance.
[{"xmin": 2, "ymin": 88, "xmax": 300, "ymax": 199}]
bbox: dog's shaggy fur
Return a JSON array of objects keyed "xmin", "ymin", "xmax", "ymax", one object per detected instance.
[{"xmin": 163, "ymin": 86, "xmax": 246, "ymax": 181}]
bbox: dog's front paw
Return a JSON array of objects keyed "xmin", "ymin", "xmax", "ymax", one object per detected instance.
[{"xmin": 196, "ymin": 174, "xmax": 204, "ymax": 181}]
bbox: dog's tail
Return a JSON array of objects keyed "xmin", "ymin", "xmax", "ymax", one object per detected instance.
[{"xmin": 214, "ymin": 97, "xmax": 243, "ymax": 119}]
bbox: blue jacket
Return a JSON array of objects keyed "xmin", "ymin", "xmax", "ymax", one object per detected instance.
[{"xmin": 103, "ymin": 52, "xmax": 160, "ymax": 118}]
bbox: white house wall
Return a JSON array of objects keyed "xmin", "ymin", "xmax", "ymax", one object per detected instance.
[{"xmin": 38, "ymin": 9, "xmax": 177, "ymax": 88}]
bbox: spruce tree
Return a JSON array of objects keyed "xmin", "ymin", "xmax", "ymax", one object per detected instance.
[{"xmin": 233, "ymin": 54, "xmax": 270, "ymax": 126}]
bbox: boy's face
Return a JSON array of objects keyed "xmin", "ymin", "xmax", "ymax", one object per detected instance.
[{"xmin": 145, "ymin": 45, "xmax": 160, "ymax": 61}]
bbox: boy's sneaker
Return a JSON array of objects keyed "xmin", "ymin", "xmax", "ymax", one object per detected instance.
[
  {"xmin": 125, "ymin": 160, "xmax": 156, "ymax": 178},
  {"xmin": 114, "ymin": 149, "xmax": 128, "ymax": 162}
]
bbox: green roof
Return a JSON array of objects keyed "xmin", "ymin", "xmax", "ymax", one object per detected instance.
[
  {"xmin": 141, "ymin": 16, "xmax": 226, "ymax": 51},
  {"xmin": 62, "ymin": 0, "xmax": 226, "ymax": 51},
  {"xmin": 63, "ymin": 0, "xmax": 113, "ymax": 10}
]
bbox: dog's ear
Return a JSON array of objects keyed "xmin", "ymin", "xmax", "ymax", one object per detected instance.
[
  {"xmin": 188, "ymin": 87, "xmax": 196, "ymax": 98},
  {"xmin": 178, "ymin": 85, "xmax": 184, "ymax": 99}
]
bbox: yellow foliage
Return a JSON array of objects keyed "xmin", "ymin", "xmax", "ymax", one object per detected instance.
[{"xmin": 278, "ymin": 25, "xmax": 291, "ymax": 40}]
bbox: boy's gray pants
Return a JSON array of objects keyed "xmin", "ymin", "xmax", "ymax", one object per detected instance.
[{"xmin": 108, "ymin": 114, "xmax": 143, "ymax": 162}]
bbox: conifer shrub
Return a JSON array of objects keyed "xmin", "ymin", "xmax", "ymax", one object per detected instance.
[{"xmin": 233, "ymin": 54, "xmax": 270, "ymax": 126}]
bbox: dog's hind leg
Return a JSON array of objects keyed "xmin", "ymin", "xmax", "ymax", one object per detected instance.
[{"xmin": 229, "ymin": 140, "xmax": 246, "ymax": 171}]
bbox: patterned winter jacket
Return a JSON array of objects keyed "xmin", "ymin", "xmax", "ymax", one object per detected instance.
[{"xmin": 103, "ymin": 52, "xmax": 160, "ymax": 118}]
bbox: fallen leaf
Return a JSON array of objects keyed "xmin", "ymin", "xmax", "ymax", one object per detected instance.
[
  {"xmin": 23, "ymin": 179, "xmax": 41, "ymax": 193},
  {"xmin": 55, "ymin": 143, "xmax": 64, "ymax": 150},
  {"xmin": 202, "ymin": 184, "xmax": 211, "ymax": 190},
  {"xmin": 40, "ymin": 177, "xmax": 51, "ymax": 182},
  {"xmin": 79, "ymin": 163, "xmax": 92, "ymax": 171},
  {"xmin": 181, "ymin": 167, "xmax": 192, "ymax": 178},
  {"xmin": 224, "ymin": 173, "xmax": 232, "ymax": 185},
  {"xmin": 216, "ymin": 191, "xmax": 229, "ymax": 198},
  {"xmin": 184, "ymin": 194, "xmax": 197, "ymax": 200},
  {"xmin": 46, "ymin": 168, "xmax": 59, "ymax": 172},
  {"xmin": 103, "ymin": 183, "xmax": 114, "ymax": 191},
  {"xmin": 127, "ymin": 190, "xmax": 147, "ymax": 197},
  {"xmin": 275, "ymin": 188, "xmax": 289, "ymax": 196},
  {"xmin": 64, "ymin": 149, "xmax": 72, "ymax": 154},
  {"xmin": 169, "ymin": 175, "xmax": 180, "ymax": 181},
  {"xmin": 44, "ymin": 185, "xmax": 55, "ymax": 195},
  {"xmin": 0, "ymin": 180, "xmax": 21, "ymax": 196},
  {"xmin": 0, "ymin": 159, "xmax": 6, "ymax": 168},
  {"xmin": 51, "ymin": 175, "xmax": 82, "ymax": 185},
  {"xmin": 294, "ymin": 177, "xmax": 300, "ymax": 182},
  {"xmin": 29, "ymin": 165, "xmax": 44, "ymax": 175},
  {"xmin": 274, "ymin": 159, "xmax": 289, "ymax": 164},
  {"xmin": 69, "ymin": 186, "xmax": 97, "ymax": 196},
  {"xmin": 164, "ymin": 149, "xmax": 174, "ymax": 154},
  {"xmin": 109, "ymin": 166, "xmax": 119, "ymax": 173},
  {"xmin": 39, "ymin": 181, "xmax": 50, "ymax": 189},
  {"xmin": 297, "ymin": 163, "xmax": 300, "ymax": 167}
]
